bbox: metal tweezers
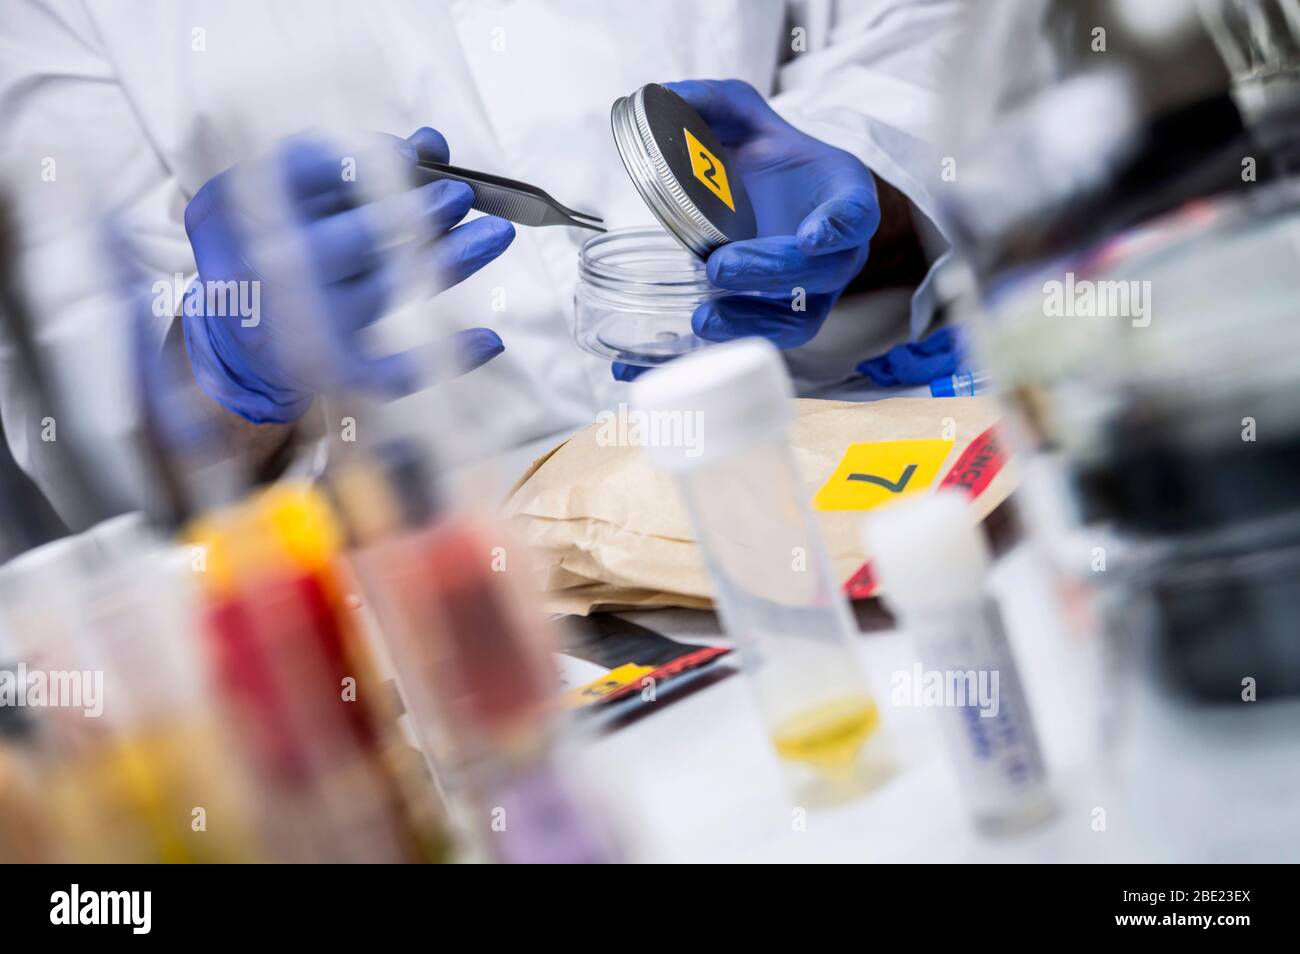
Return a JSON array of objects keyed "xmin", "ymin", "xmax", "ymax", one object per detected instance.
[{"xmin": 415, "ymin": 160, "xmax": 605, "ymax": 232}]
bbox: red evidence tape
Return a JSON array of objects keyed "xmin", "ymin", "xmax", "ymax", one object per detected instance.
[
  {"xmin": 595, "ymin": 646, "xmax": 732, "ymax": 706},
  {"xmin": 937, "ymin": 424, "xmax": 1005, "ymax": 498}
]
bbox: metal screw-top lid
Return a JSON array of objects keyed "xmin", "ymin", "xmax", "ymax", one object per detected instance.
[{"xmin": 610, "ymin": 84, "xmax": 757, "ymax": 258}]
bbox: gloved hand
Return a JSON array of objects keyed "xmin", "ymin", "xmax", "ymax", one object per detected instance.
[
  {"xmin": 614, "ymin": 78, "xmax": 879, "ymax": 381},
  {"xmin": 856, "ymin": 326, "xmax": 961, "ymax": 387},
  {"xmin": 183, "ymin": 127, "xmax": 515, "ymax": 423}
]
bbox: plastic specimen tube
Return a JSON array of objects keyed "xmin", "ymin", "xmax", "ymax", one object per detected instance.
[
  {"xmin": 863, "ymin": 490, "xmax": 1055, "ymax": 834},
  {"xmin": 632, "ymin": 338, "xmax": 892, "ymax": 806},
  {"xmin": 189, "ymin": 485, "xmax": 447, "ymax": 862},
  {"xmin": 330, "ymin": 442, "xmax": 623, "ymax": 862}
]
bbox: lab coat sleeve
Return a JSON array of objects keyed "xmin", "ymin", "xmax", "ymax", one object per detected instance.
[
  {"xmin": 0, "ymin": 0, "xmax": 194, "ymax": 323},
  {"xmin": 0, "ymin": 0, "xmax": 198, "ymax": 524},
  {"xmin": 770, "ymin": 0, "xmax": 964, "ymax": 339}
]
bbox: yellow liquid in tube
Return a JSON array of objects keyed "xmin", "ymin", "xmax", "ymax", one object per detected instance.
[
  {"xmin": 770, "ymin": 696, "xmax": 882, "ymax": 779},
  {"xmin": 48, "ymin": 722, "xmax": 257, "ymax": 863}
]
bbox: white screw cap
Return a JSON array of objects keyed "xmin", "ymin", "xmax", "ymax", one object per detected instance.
[
  {"xmin": 861, "ymin": 489, "xmax": 991, "ymax": 611},
  {"xmin": 630, "ymin": 338, "xmax": 793, "ymax": 472}
]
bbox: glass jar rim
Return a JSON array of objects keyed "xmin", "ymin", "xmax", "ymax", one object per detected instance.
[{"xmin": 578, "ymin": 226, "xmax": 716, "ymax": 295}]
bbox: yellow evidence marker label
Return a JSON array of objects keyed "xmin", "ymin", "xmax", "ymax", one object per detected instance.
[
  {"xmin": 684, "ymin": 127, "xmax": 736, "ymax": 211},
  {"xmin": 812, "ymin": 439, "xmax": 955, "ymax": 512},
  {"xmin": 564, "ymin": 663, "xmax": 656, "ymax": 708}
]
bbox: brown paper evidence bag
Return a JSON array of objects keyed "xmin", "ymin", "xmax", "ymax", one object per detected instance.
[{"xmin": 504, "ymin": 397, "xmax": 1015, "ymax": 616}]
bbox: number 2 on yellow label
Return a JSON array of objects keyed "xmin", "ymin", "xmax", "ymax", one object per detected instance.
[{"xmin": 684, "ymin": 127, "xmax": 736, "ymax": 211}]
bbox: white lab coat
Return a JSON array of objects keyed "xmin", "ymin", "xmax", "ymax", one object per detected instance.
[{"xmin": 0, "ymin": 0, "xmax": 959, "ymax": 528}]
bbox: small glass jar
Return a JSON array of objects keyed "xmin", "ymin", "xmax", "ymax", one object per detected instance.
[{"xmin": 573, "ymin": 226, "xmax": 722, "ymax": 367}]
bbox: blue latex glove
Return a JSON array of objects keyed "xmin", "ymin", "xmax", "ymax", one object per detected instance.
[
  {"xmin": 613, "ymin": 79, "xmax": 879, "ymax": 382},
  {"xmin": 856, "ymin": 326, "xmax": 961, "ymax": 387},
  {"xmin": 183, "ymin": 128, "xmax": 514, "ymax": 423}
]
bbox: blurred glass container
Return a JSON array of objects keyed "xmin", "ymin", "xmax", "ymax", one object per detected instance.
[
  {"xmin": 939, "ymin": 1, "xmax": 1300, "ymax": 702},
  {"xmin": 976, "ymin": 184, "xmax": 1300, "ymax": 848},
  {"xmin": 1104, "ymin": 562, "xmax": 1300, "ymax": 861},
  {"xmin": 1201, "ymin": 0, "xmax": 1300, "ymax": 117},
  {"xmin": 937, "ymin": 1, "xmax": 1300, "ymax": 859},
  {"xmin": 1201, "ymin": 0, "xmax": 1300, "ymax": 174},
  {"xmin": 980, "ymin": 182, "xmax": 1300, "ymax": 701},
  {"xmin": 939, "ymin": 0, "xmax": 1250, "ymax": 282},
  {"xmin": 573, "ymin": 226, "xmax": 722, "ymax": 367}
]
